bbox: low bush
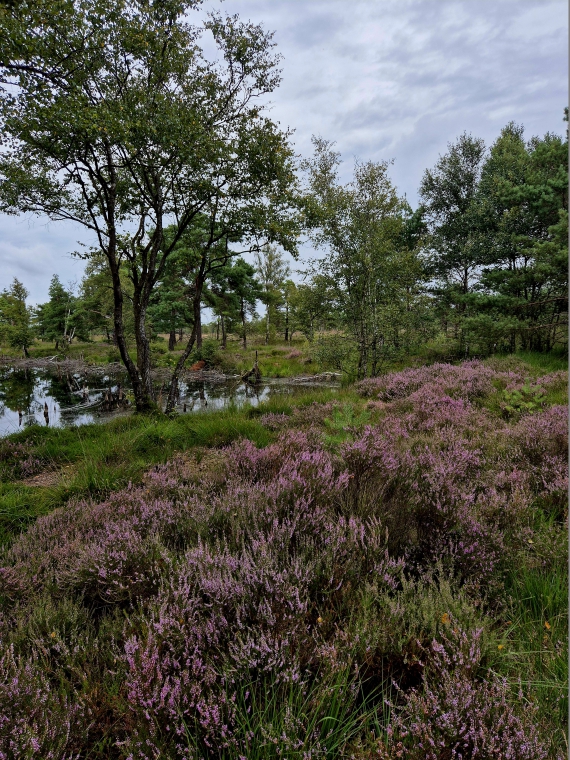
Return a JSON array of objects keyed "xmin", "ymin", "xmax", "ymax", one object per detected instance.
[{"xmin": 0, "ymin": 359, "xmax": 566, "ymax": 758}]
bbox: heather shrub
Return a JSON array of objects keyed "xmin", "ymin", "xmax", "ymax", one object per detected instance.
[
  {"xmin": 290, "ymin": 400, "xmax": 340, "ymax": 429},
  {"xmin": 0, "ymin": 485, "xmax": 197, "ymax": 604},
  {"xmin": 0, "ymin": 438, "xmax": 43, "ymax": 481},
  {"xmin": 379, "ymin": 627, "xmax": 553, "ymax": 760},
  {"xmin": 0, "ymin": 594, "xmax": 127, "ymax": 746},
  {"xmin": 340, "ymin": 422, "xmax": 503, "ymax": 585},
  {"xmin": 0, "ymin": 358, "xmax": 566, "ymax": 757},
  {"xmin": 535, "ymin": 369, "xmax": 568, "ymax": 391},
  {"xmin": 357, "ymin": 361, "xmax": 497, "ymax": 402},
  {"xmin": 353, "ymin": 570, "xmax": 489, "ymax": 683},
  {"xmin": 3, "ymin": 594, "xmax": 93, "ymax": 662},
  {"xmin": 0, "ymin": 643, "xmax": 86, "ymax": 759},
  {"xmin": 259, "ymin": 411, "xmax": 290, "ymax": 430},
  {"xmin": 396, "ymin": 386, "xmax": 493, "ymax": 438},
  {"xmin": 505, "ymin": 406, "xmax": 568, "ymax": 518},
  {"xmin": 122, "ymin": 528, "xmax": 402, "ymax": 756},
  {"xmin": 508, "ymin": 405, "xmax": 567, "ymax": 464}
]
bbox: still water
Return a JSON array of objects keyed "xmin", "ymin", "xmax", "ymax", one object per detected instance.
[{"xmin": 0, "ymin": 367, "xmax": 338, "ymax": 437}]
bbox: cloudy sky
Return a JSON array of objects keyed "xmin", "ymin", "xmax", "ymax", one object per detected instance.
[{"xmin": 0, "ymin": 0, "xmax": 567, "ymax": 304}]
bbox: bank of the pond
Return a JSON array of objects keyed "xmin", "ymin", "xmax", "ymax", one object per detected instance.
[{"xmin": 0, "ymin": 385, "xmax": 348, "ymax": 546}]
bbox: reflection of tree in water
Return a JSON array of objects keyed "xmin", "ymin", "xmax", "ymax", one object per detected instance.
[
  {"xmin": 243, "ymin": 381, "xmax": 262, "ymax": 402},
  {"xmin": 38, "ymin": 374, "xmax": 78, "ymax": 407},
  {"xmin": 0, "ymin": 369, "xmax": 35, "ymax": 413},
  {"xmin": 0, "ymin": 369, "xmax": 102, "ymax": 430}
]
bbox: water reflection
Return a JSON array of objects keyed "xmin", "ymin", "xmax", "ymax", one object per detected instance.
[
  {"xmin": 0, "ymin": 367, "xmax": 338, "ymax": 437},
  {"xmin": 0, "ymin": 367, "xmax": 130, "ymax": 436}
]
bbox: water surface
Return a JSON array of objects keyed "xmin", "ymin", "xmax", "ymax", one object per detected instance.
[{"xmin": 0, "ymin": 367, "xmax": 338, "ymax": 437}]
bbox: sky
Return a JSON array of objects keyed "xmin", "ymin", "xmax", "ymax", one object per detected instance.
[{"xmin": 0, "ymin": 0, "xmax": 567, "ymax": 304}]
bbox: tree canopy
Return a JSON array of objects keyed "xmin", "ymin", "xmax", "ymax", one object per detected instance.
[
  {"xmin": 0, "ymin": 278, "xmax": 33, "ymax": 356},
  {"xmin": 0, "ymin": 0, "xmax": 301, "ymax": 410}
]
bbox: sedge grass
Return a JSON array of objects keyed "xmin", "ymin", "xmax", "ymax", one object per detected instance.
[{"xmin": 178, "ymin": 667, "xmax": 391, "ymax": 760}]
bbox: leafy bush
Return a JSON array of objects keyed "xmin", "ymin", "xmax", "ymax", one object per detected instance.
[{"xmin": 501, "ymin": 378, "xmax": 547, "ymax": 418}]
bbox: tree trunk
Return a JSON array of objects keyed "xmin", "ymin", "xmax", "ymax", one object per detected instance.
[
  {"xmin": 284, "ymin": 301, "xmax": 289, "ymax": 341},
  {"xmin": 371, "ymin": 336, "xmax": 377, "ymax": 377},
  {"xmin": 221, "ymin": 314, "xmax": 227, "ymax": 349},
  {"xmin": 106, "ymin": 247, "xmax": 152, "ymax": 412},
  {"xmin": 165, "ymin": 270, "xmax": 206, "ymax": 415},
  {"xmin": 265, "ymin": 306, "xmax": 270, "ymax": 345},
  {"xmin": 168, "ymin": 307, "xmax": 176, "ymax": 351},
  {"xmin": 133, "ymin": 294, "xmax": 155, "ymax": 407},
  {"xmin": 196, "ymin": 306, "xmax": 202, "ymax": 349},
  {"xmin": 241, "ymin": 297, "xmax": 247, "ymax": 349}
]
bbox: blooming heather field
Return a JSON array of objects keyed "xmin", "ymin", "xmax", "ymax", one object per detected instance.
[{"xmin": 0, "ymin": 360, "xmax": 567, "ymax": 759}]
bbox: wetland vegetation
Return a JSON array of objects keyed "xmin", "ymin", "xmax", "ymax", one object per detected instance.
[{"xmin": 0, "ymin": 351, "xmax": 567, "ymax": 758}]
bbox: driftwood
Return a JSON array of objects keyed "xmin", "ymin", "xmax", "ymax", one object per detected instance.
[
  {"xmin": 287, "ymin": 372, "xmax": 341, "ymax": 384},
  {"xmin": 241, "ymin": 350, "xmax": 261, "ymax": 384}
]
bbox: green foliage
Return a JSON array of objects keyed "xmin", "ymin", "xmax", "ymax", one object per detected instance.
[
  {"xmin": 500, "ymin": 379, "xmax": 546, "ymax": 418},
  {"xmin": 289, "ymin": 276, "xmax": 340, "ymax": 341},
  {"xmin": 420, "ymin": 132, "xmax": 487, "ymax": 296},
  {"xmin": 254, "ymin": 244, "xmax": 291, "ymax": 344},
  {"xmin": 311, "ymin": 334, "xmax": 359, "ymax": 378},
  {"xmin": 514, "ymin": 350, "xmax": 568, "ymax": 373},
  {"xmin": 303, "ymin": 138, "xmax": 433, "ymax": 378},
  {"xmin": 0, "ymin": 279, "xmax": 33, "ymax": 356},
  {"xmin": 421, "ymin": 119, "xmax": 568, "ymax": 355},
  {"xmin": 205, "ymin": 256, "xmax": 262, "ymax": 349},
  {"xmin": 35, "ymin": 275, "xmax": 87, "ymax": 349},
  {"xmin": 191, "ymin": 339, "xmax": 221, "ymax": 366}
]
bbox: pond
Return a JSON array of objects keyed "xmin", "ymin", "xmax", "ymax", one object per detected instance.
[{"xmin": 0, "ymin": 366, "xmax": 339, "ymax": 437}]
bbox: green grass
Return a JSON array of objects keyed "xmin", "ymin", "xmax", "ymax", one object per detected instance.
[
  {"xmin": 0, "ymin": 338, "xmax": 122, "ymax": 365},
  {"xmin": 493, "ymin": 562, "xmax": 568, "ymax": 751},
  {"xmin": 222, "ymin": 341, "xmax": 316, "ymax": 378},
  {"xmin": 0, "ymin": 387, "xmax": 356, "ymax": 547},
  {"xmin": 513, "ymin": 349, "xmax": 568, "ymax": 373},
  {"xmin": 0, "ymin": 409, "xmax": 274, "ymax": 546},
  {"xmin": 179, "ymin": 667, "xmax": 390, "ymax": 759},
  {"xmin": 2, "ymin": 336, "xmax": 323, "ymax": 377}
]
